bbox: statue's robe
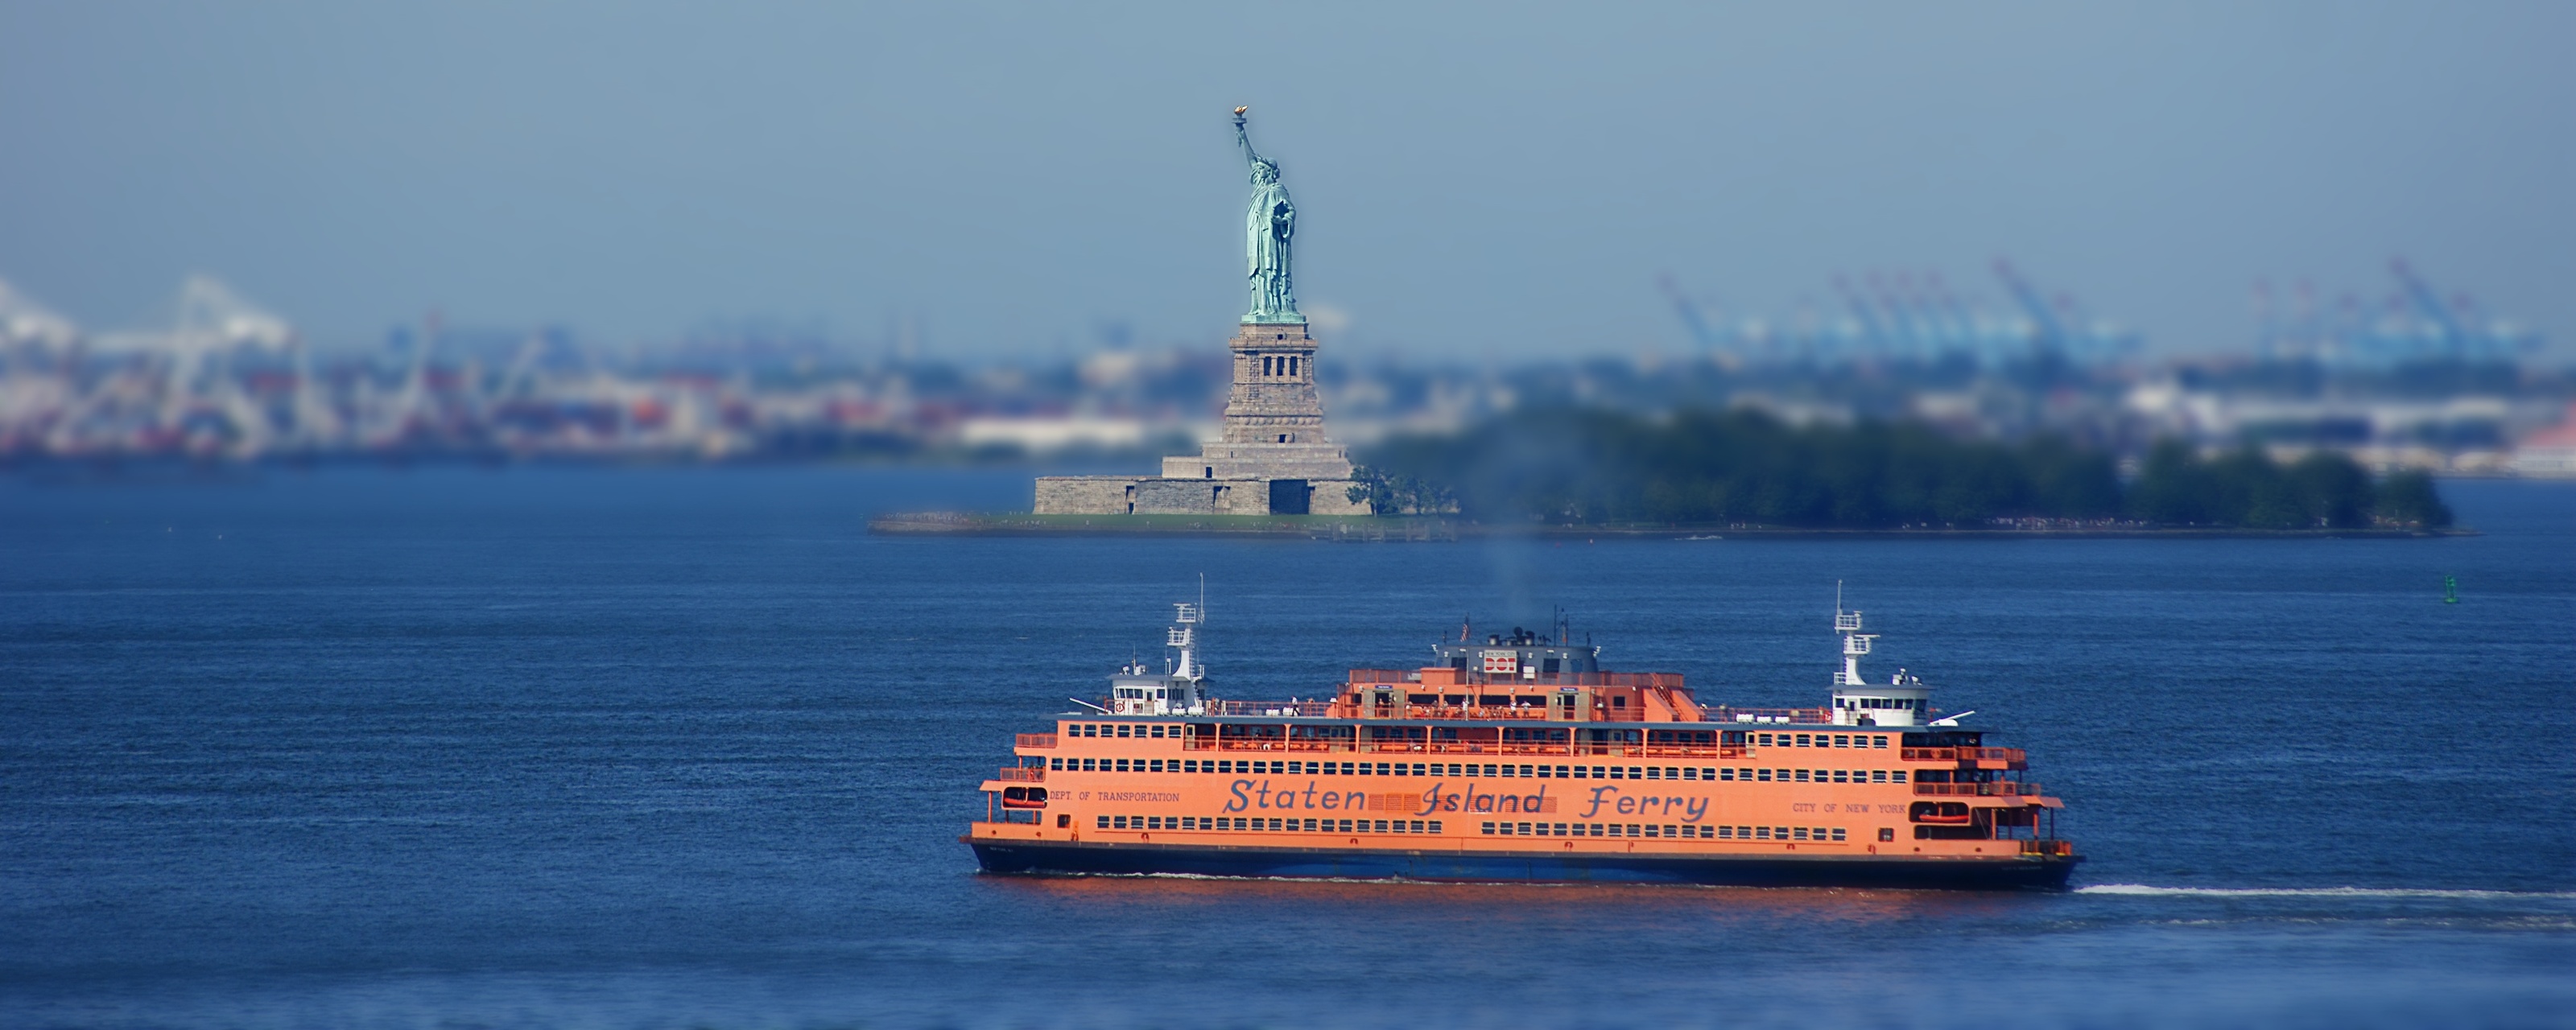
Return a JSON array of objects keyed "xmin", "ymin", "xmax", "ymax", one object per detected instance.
[{"xmin": 1246, "ymin": 179, "xmax": 1297, "ymax": 319}]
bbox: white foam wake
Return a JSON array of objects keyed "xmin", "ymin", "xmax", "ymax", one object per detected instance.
[{"xmin": 2079, "ymin": 884, "xmax": 2576, "ymax": 900}]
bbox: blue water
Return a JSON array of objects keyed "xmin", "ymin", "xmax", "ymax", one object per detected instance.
[{"xmin": 2, "ymin": 467, "xmax": 2570, "ymax": 1029}]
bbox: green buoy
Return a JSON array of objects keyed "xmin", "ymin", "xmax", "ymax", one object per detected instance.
[{"xmin": 2443, "ymin": 575, "xmax": 2458, "ymax": 604}]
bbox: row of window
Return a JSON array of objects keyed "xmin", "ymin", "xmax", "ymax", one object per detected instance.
[
  {"xmin": 1752, "ymin": 732, "xmax": 1886, "ymax": 749},
  {"xmin": 1068, "ymin": 723, "xmax": 1179, "ymax": 739},
  {"xmin": 1052, "ymin": 756, "xmax": 1904, "ymax": 785},
  {"xmin": 1096, "ymin": 814, "xmax": 1443, "ymax": 834},
  {"xmin": 1257, "ymin": 355, "xmax": 1304, "ymax": 377},
  {"xmin": 1481, "ymin": 822, "xmax": 1850, "ymax": 843}
]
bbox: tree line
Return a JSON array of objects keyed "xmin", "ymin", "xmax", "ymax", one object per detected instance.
[{"xmin": 1348, "ymin": 408, "xmax": 2452, "ymax": 529}]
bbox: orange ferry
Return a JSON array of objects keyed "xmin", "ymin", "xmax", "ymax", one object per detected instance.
[{"xmin": 967, "ymin": 600, "xmax": 2079, "ymax": 890}]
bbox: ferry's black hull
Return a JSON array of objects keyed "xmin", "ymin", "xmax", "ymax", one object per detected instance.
[{"xmin": 967, "ymin": 838, "xmax": 2080, "ymax": 892}]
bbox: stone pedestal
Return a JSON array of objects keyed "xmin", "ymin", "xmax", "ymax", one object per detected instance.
[{"xmin": 1034, "ymin": 320, "xmax": 1364, "ymax": 516}]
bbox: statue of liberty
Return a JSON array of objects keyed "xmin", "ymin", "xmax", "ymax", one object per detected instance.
[{"xmin": 1234, "ymin": 108, "xmax": 1302, "ymax": 324}]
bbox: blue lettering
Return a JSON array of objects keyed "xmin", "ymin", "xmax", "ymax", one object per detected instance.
[
  {"xmin": 1616, "ymin": 796, "xmax": 1637, "ymax": 815},
  {"xmin": 1683, "ymin": 797, "xmax": 1709, "ymax": 822},
  {"xmin": 1343, "ymin": 790, "xmax": 1366, "ymax": 810},
  {"xmin": 1302, "ymin": 783, "xmax": 1320, "ymax": 808},
  {"xmin": 1254, "ymin": 782, "xmax": 1274, "ymax": 808},
  {"xmin": 1581, "ymin": 785, "xmax": 1618, "ymax": 819},
  {"xmin": 1415, "ymin": 783, "xmax": 1446, "ymax": 817},
  {"xmin": 1319, "ymin": 789, "xmax": 1339, "ymax": 810},
  {"xmin": 1666, "ymin": 796, "xmax": 1685, "ymax": 816},
  {"xmin": 1523, "ymin": 785, "xmax": 1546, "ymax": 813},
  {"xmin": 1226, "ymin": 780, "xmax": 1250, "ymax": 813}
]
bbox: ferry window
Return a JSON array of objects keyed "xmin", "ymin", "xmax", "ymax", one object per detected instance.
[
  {"xmin": 1756, "ymin": 733, "xmax": 1773, "ymax": 747},
  {"xmin": 1481, "ymin": 822, "xmax": 1496, "ymax": 834},
  {"xmin": 1117, "ymin": 725, "xmax": 1131, "ymax": 738},
  {"xmin": 1681, "ymin": 768, "xmax": 1698, "ymax": 781},
  {"xmin": 1096, "ymin": 815, "xmax": 1109, "ymax": 829},
  {"xmin": 1878, "ymin": 827, "xmax": 1894, "ymax": 842},
  {"xmin": 1795, "ymin": 734, "xmax": 1811, "ymax": 747},
  {"xmin": 1049, "ymin": 758, "xmax": 1063, "ymax": 771},
  {"xmin": 1871, "ymin": 770, "xmax": 1886, "ymax": 782},
  {"xmin": 1832, "ymin": 735, "xmax": 1848, "ymax": 748},
  {"xmin": 1753, "ymin": 826, "xmax": 1769, "ymax": 840},
  {"xmin": 1892, "ymin": 771, "xmax": 1907, "ymax": 783},
  {"xmin": 1718, "ymin": 768, "xmax": 1733, "ymax": 781},
  {"xmin": 1628, "ymin": 767, "xmax": 1643, "ymax": 779},
  {"xmin": 1755, "ymin": 769, "xmax": 1771, "ymax": 782},
  {"xmin": 1058, "ymin": 814, "xmax": 1071, "ymax": 828},
  {"xmin": 1430, "ymin": 821, "xmax": 1444, "ymax": 834},
  {"xmin": 1873, "ymin": 735, "xmax": 1889, "ymax": 748},
  {"xmin": 1831, "ymin": 770, "xmax": 1846, "ymax": 783},
  {"xmin": 1483, "ymin": 764, "xmax": 1500, "ymax": 777},
  {"xmin": 1414, "ymin": 764, "xmax": 1430, "ymax": 777},
  {"xmin": 1643, "ymin": 767, "xmax": 1659, "ymax": 781},
  {"xmin": 1831, "ymin": 828, "xmax": 1847, "ymax": 842},
  {"xmin": 1792, "ymin": 770, "xmax": 1808, "ymax": 782}
]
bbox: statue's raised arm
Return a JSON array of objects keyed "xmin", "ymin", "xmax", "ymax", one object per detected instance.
[
  {"xmin": 1233, "ymin": 107, "xmax": 1302, "ymax": 324},
  {"xmin": 1233, "ymin": 109, "xmax": 1264, "ymax": 170}
]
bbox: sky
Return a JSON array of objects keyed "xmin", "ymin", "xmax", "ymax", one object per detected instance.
[{"xmin": 2, "ymin": 2, "xmax": 2569, "ymax": 360}]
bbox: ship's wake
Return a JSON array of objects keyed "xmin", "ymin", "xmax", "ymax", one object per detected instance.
[{"xmin": 2079, "ymin": 884, "xmax": 2576, "ymax": 900}]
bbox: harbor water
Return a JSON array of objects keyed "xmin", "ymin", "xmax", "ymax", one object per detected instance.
[{"xmin": 2, "ymin": 468, "xmax": 2570, "ymax": 1028}]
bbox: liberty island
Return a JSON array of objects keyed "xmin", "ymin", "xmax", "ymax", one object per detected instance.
[{"xmin": 1035, "ymin": 109, "xmax": 1365, "ymax": 517}]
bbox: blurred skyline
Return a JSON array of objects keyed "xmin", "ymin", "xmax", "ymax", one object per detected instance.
[{"xmin": 2, "ymin": 2, "xmax": 2570, "ymax": 360}]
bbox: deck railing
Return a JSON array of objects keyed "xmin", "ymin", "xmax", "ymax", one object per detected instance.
[
  {"xmin": 1208, "ymin": 700, "xmax": 1336, "ymax": 717},
  {"xmin": 1913, "ymin": 781, "xmax": 2038, "ymax": 797},
  {"xmin": 1901, "ymin": 747, "xmax": 2025, "ymax": 764},
  {"xmin": 1183, "ymin": 739, "xmax": 1752, "ymax": 759},
  {"xmin": 993, "ymin": 767, "xmax": 1045, "ymax": 782},
  {"xmin": 1016, "ymin": 733, "xmax": 1058, "ymax": 749},
  {"xmin": 1707, "ymin": 707, "xmax": 1838, "ymax": 725},
  {"xmin": 2020, "ymin": 838, "xmax": 2074, "ymax": 856}
]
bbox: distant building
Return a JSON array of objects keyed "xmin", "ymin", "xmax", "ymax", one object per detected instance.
[
  {"xmin": 1036, "ymin": 322, "xmax": 1366, "ymax": 515},
  {"xmin": 2512, "ymin": 404, "xmax": 2576, "ymax": 479}
]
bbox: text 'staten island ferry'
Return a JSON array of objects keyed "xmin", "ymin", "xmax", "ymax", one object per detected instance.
[{"xmin": 966, "ymin": 601, "xmax": 2079, "ymax": 890}]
